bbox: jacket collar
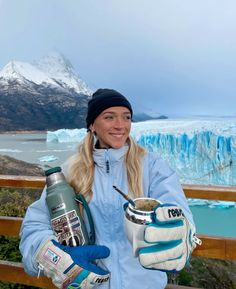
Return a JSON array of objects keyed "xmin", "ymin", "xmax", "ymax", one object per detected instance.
[{"xmin": 93, "ymin": 144, "xmax": 128, "ymax": 167}]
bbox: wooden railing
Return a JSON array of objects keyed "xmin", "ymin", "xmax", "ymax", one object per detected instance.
[{"xmin": 0, "ymin": 175, "xmax": 236, "ymax": 289}]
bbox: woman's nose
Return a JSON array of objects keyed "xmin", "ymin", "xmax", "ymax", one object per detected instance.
[{"xmin": 114, "ymin": 117, "xmax": 125, "ymax": 127}]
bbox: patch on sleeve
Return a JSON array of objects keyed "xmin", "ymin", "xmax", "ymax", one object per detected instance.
[{"xmin": 44, "ymin": 247, "xmax": 61, "ymax": 265}]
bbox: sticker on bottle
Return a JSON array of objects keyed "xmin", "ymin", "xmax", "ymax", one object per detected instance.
[{"xmin": 51, "ymin": 210, "xmax": 85, "ymax": 246}]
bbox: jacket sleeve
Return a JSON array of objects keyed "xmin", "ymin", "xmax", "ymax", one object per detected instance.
[
  {"xmin": 19, "ymin": 187, "xmax": 55, "ymax": 275},
  {"xmin": 144, "ymin": 152, "xmax": 194, "ymax": 223}
]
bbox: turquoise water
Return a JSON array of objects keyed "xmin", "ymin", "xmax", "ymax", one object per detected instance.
[
  {"xmin": 0, "ymin": 133, "xmax": 235, "ymax": 238},
  {"xmin": 191, "ymin": 206, "xmax": 236, "ymax": 238},
  {"xmin": 0, "ymin": 132, "xmax": 76, "ymax": 168}
]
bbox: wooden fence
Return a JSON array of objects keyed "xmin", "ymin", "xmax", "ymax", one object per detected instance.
[{"xmin": 0, "ymin": 175, "xmax": 236, "ymax": 289}]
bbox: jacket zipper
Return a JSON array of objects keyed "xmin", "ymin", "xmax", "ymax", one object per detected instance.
[
  {"xmin": 105, "ymin": 150, "xmax": 110, "ymax": 173},
  {"xmin": 37, "ymin": 263, "xmax": 44, "ymax": 278}
]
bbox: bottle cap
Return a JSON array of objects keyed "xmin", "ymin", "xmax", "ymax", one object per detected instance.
[{"xmin": 44, "ymin": 167, "xmax": 62, "ymax": 177}]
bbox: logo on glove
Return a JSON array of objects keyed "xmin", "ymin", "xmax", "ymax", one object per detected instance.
[
  {"xmin": 44, "ymin": 248, "xmax": 61, "ymax": 265},
  {"xmin": 167, "ymin": 208, "xmax": 184, "ymax": 218},
  {"xmin": 95, "ymin": 276, "xmax": 110, "ymax": 284}
]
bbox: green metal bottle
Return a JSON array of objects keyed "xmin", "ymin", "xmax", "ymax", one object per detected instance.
[{"xmin": 45, "ymin": 166, "xmax": 95, "ymax": 246}]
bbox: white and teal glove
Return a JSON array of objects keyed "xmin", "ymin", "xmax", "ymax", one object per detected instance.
[
  {"xmin": 36, "ymin": 239, "xmax": 110, "ymax": 289},
  {"xmin": 138, "ymin": 203, "xmax": 201, "ymax": 272}
]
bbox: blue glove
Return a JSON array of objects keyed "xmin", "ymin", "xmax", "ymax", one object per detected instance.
[
  {"xmin": 36, "ymin": 239, "xmax": 110, "ymax": 289},
  {"xmin": 138, "ymin": 203, "xmax": 201, "ymax": 272}
]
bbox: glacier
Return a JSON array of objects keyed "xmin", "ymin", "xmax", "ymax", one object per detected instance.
[
  {"xmin": 46, "ymin": 118, "xmax": 236, "ymax": 208},
  {"xmin": 130, "ymin": 119, "xmax": 236, "ymax": 187},
  {"xmin": 47, "ymin": 128, "xmax": 87, "ymax": 143},
  {"xmin": 38, "ymin": 155, "xmax": 59, "ymax": 163}
]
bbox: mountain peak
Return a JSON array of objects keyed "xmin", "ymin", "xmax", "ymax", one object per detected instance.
[
  {"xmin": 0, "ymin": 52, "xmax": 93, "ymax": 95},
  {"xmin": 0, "ymin": 60, "xmax": 57, "ymax": 86},
  {"xmin": 0, "ymin": 60, "xmax": 26, "ymax": 78},
  {"xmin": 35, "ymin": 51, "xmax": 74, "ymax": 75},
  {"xmin": 35, "ymin": 51, "xmax": 93, "ymax": 95}
]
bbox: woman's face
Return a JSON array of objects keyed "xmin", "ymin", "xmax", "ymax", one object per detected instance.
[{"xmin": 90, "ymin": 106, "xmax": 132, "ymax": 149}]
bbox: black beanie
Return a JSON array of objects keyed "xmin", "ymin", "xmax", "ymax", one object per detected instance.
[{"xmin": 86, "ymin": 88, "xmax": 133, "ymax": 128}]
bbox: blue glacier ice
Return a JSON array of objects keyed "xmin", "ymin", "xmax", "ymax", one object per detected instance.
[
  {"xmin": 46, "ymin": 118, "xmax": 236, "ymax": 208},
  {"xmin": 130, "ymin": 120, "xmax": 236, "ymax": 187},
  {"xmin": 38, "ymin": 155, "xmax": 59, "ymax": 163},
  {"xmin": 47, "ymin": 128, "xmax": 87, "ymax": 143},
  {"xmin": 188, "ymin": 199, "xmax": 210, "ymax": 207},
  {"xmin": 0, "ymin": 148, "xmax": 22, "ymax": 153},
  {"xmin": 208, "ymin": 201, "xmax": 235, "ymax": 209}
]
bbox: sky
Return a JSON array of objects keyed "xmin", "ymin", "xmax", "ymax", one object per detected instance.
[{"xmin": 0, "ymin": 0, "xmax": 236, "ymax": 117}]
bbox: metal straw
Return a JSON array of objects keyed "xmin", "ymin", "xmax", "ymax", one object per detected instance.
[{"xmin": 113, "ymin": 185, "xmax": 136, "ymax": 208}]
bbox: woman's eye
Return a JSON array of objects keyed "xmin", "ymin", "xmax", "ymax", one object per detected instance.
[
  {"xmin": 123, "ymin": 115, "xmax": 131, "ymax": 121},
  {"xmin": 105, "ymin": 116, "xmax": 114, "ymax": 120}
]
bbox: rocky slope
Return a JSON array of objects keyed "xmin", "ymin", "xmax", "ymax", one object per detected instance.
[
  {"xmin": 0, "ymin": 80, "xmax": 88, "ymax": 131},
  {"xmin": 0, "ymin": 155, "xmax": 44, "ymax": 176}
]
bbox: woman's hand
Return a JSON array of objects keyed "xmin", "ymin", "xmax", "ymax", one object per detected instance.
[
  {"xmin": 36, "ymin": 239, "xmax": 110, "ymax": 288},
  {"xmin": 138, "ymin": 204, "xmax": 201, "ymax": 272}
]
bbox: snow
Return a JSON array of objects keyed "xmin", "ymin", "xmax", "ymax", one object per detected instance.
[
  {"xmin": 35, "ymin": 52, "xmax": 93, "ymax": 95},
  {"xmin": 0, "ymin": 52, "xmax": 93, "ymax": 95},
  {"xmin": 0, "ymin": 61, "xmax": 57, "ymax": 86}
]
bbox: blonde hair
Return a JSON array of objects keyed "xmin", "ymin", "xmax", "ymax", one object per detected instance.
[{"xmin": 67, "ymin": 131, "xmax": 146, "ymax": 200}]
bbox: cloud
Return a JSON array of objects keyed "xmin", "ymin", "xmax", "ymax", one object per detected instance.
[{"xmin": 0, "ymin": 0, "xmax": 236, "ymax": 116}]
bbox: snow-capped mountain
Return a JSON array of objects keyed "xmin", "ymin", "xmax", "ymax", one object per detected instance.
[
  {"xmin": 0, "ymin": 52, "xmax": 93, "ymax": 95},
  {"xmin": 0, "ymin": 52, "xmax": 92, "ymax": 131}
]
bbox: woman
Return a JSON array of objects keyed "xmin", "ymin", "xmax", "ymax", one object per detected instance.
[{"xmin": 20, "ymin": 88, "xmax": 199, "ymax": 289}]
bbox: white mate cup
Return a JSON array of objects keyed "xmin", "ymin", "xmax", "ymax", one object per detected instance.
[{"xmin": 124, "ymin": 197, "xmax": 160, "ymax": 257}]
